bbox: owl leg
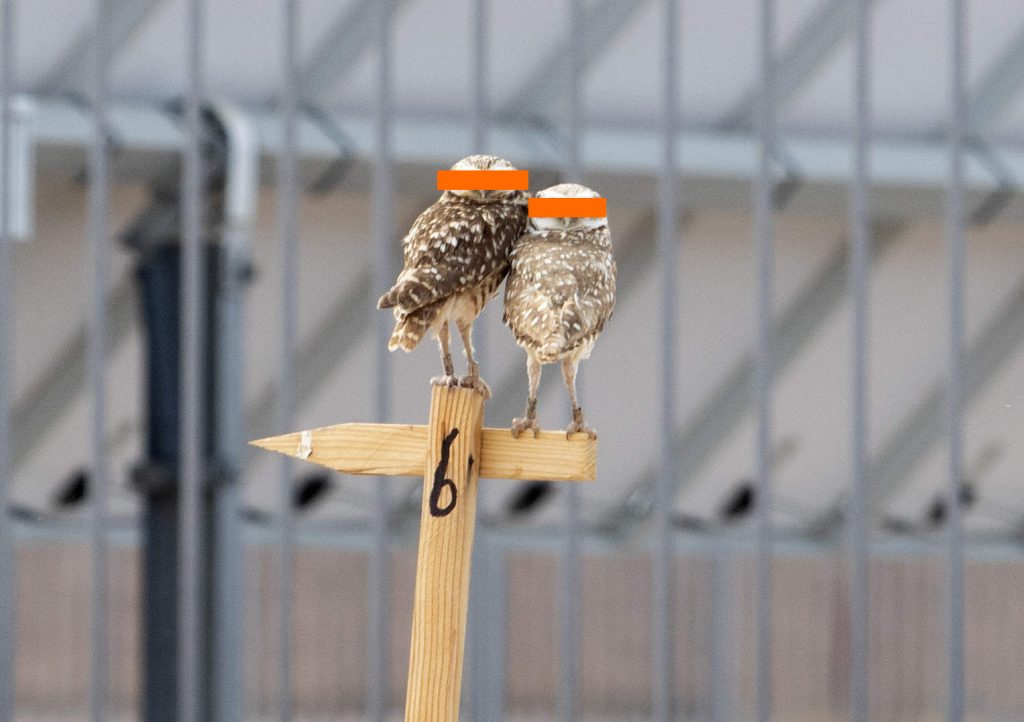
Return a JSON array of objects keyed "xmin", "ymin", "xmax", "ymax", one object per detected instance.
[
  {"xmin": 562, "ymin": 357, "xmax": 596, "ymax": 439},
  {"xmin": 511, "ymin": 354, "xmax": 542, "ymax": 438},
  {"xmin": 455, "ymin": 319, "xmax": 491, "ymax": 399},
  {"xmin": 430, "ymin": 321, "xmax": 458, "ymax": 388}
]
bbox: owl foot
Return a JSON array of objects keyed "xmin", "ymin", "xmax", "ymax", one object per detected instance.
[
  {"xmin": 510, "ymin": 416, "xmax": 541, "ymax": 439},
  {"xmin": 566, "ymin": 406, "xmax": 597, "ymax": 439},
  {"xmin": 459, "ymin": 373, "xmax": 491, "ymax": 399},
  {"xmin": 431, "ymin": 374, "xmax": 459, "ymax": 389},
  {"xmin": 565, "ymin": 421, "xmax": 597, "ymax": 439}
]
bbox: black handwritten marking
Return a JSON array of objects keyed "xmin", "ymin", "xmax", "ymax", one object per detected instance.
[{"xmin": 429, "ymin": 428, "xmax": 459, "ymax": 517}]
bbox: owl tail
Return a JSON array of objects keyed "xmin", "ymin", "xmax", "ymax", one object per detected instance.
[
  {"xmin": 377, "ymin": 274, "xmax": 434, "ymax": 313},
  {"xmin": 387, "ymin": 304, "xmax": 441, "ymax": 352},
  {"xmin": 539, "ymin": 296, "xmax": 584, "ymax": 357}
]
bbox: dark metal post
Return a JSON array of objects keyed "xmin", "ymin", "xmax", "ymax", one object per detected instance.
[{"xmin": 130, "ymin": 107, "xmax": 250, "ymax": 722}]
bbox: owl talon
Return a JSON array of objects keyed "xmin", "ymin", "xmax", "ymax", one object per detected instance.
[
  {"xmin": 566, "ymin": 405, "xmax": 597, "ymax": 439},
  {"xmin": 431, "ymin": 374, "xmax": 459, "ymax": 389},
  {"xmin": 459, "ymin": 374, "xmax": 491, "ymax": 399},
  {"xmin": 510, "ymin": 417, "xmax": 541, "ymax": 438},
  {"xmin": 565, "ymin": 421, "xmax": 597, "ymax": 440}
]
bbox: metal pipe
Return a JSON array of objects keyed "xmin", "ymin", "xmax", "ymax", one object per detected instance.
[
  {"xmin": 277, "ymin": 0, "xmax": 299, "ymax": 718},
  {"xmin": 87, "ymin": 0, "xmax": 112, "ymax": 719},
  {"xmin": 848, "ymin": 0, "xmax": 872, "ymax": 720},
  {"xmin": 0, "ymin": 0, "xmax": 15, "ymax": 717},
  {"xmin": 754, "ymin": 1, "xmax": 776, "ymax": 720},
  {"xmin": 652, "ymin": 0, "xmax": 678, "ymax": 719},
  {"xmin": 945, "ymin": 0, "xmax": 967, "ymax": 718},
  {"xmin": 178, "ymin": 0, "xmax": 205, "ymax": 718},
  {"xmin": 207, "ymin": 100, "xmax": 257, "ymax": 722},
  {"xmin": 368, "ymin": 0, "xmax": 395, "ymax": 718}
]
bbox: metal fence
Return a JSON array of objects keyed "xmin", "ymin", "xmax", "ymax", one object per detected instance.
[{"xmin": 0, "ymin": 0, "xmax": 1013, "ymax": 719}]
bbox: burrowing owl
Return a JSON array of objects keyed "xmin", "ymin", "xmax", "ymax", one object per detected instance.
[
  {"xmin": 503, "ymin": 183, "xmax": 616, "ymax": 438},
  {"xmin": 377, "ymin": 155, "xmax": 528, "ymax": 396}
]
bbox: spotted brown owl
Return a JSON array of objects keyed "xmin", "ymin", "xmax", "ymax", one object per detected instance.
[
  {"xmin": 377, "ymin": 155, "xmax": 529, "ymax": 396},
  {"xmin": 503, "ymin": 183, "xmax": 616, "ymax": 438}
]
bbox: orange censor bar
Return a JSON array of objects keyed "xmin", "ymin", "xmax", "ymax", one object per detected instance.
[
  {"xmin": 528, "ymin": 196, "xmax": 607, "ymax": 218},
  {"xmin": 436, "ymin": 169, "xmax": 530, "ymax": 191}
]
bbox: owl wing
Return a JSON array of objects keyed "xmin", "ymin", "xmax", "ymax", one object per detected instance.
[
  {"xmin": 504, "ymin": 234, "xmax": 616, "ymax": 352},
  {"xmin": 377, "ymin": 196, "xmax": 525, "ymax": 316}
]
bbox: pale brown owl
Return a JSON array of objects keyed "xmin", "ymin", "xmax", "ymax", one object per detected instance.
[
  {"xmin": 503, "ymin": 183, "xmax": 616, "ymax": 438},
  {"xmin": 377, "ymin": 154, "xmax": 529, "ymax": 396}
]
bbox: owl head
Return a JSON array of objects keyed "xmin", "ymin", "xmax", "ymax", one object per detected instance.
[
  {"xmin": 528, "ymin": 183, "xmax": 607, "ymax": 233},
  {"xmin": 448, "ymin": 155, "xmax": 527, "ymax": 204}
]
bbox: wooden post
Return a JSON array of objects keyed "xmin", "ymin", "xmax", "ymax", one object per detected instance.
[
  {"xmin": 250, "ymin": 385, "xmax": 596, "ymax": 720},
  {"xmin": 405, "ymin": 385, "xmax": 484, "ymax": 720}
]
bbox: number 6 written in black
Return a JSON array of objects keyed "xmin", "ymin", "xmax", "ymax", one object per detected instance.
[{"xmin": 429, "ymin": 427, "xmax": 474, "ymax": 518}]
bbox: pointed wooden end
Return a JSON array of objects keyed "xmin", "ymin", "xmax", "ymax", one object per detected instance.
[
  {"xmin": 249, "ymin": 431, "xmax": 306, "ymax": 458},
  {"xmin": 249, "ymin": 423, "xmax": 428, "ymax": 476}
]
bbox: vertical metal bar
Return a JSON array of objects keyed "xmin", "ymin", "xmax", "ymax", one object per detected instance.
[
  {"xmin": 466, "ymin": 1, "xmax": 504, "ymax": 717},
  {"xmin": 486, "ymin": 548, "xmax": 508, "ymax": 714},
  {"xmin": 467, "ymin": 0, "xmax": 491, "ymax": 373},
  {"xmin": 87, "ymin": 0, "xmax": 111, "ymax": 719},
  {"xmin": 848, "ymin": 0, "xmax": 871, "ymax": 720},
  {"xmin": 558, "ymin": 2, "xmax": 583, "ymax": 719},
  {"xmin": 652, "ymin": 0, "xmax": 678, "ymax": 719},
  {"xmin": 178, "ymin": 0, "xmax": 204, "ymax": 718},
  {"xmin": 945, "ymin": 0, "xmax": 967, "ymax": 718},
  {"xmin": 468, "ymin": 0, "xmax": 489, "ymax": 402},
  {"xmin": 754, "ymin": 1, "xmax": 776, "ymax": 720},
  {"xmin": 277, "ymin": 0, "xmax": 299, "ymax": 718},
  {"xmin": 471, "ymin": 0, "xmax": 489, "ymax": 154},
  {"xmin": 710, "ymin": 550, "xmax": 734, "ymax": 722},
  {"xmin": 368, "ymin": 1, "xmax": 394, "ymax": 719},
  {"xmin": 467, "ymin": 540, "xmax": 507, "ymax": 719},
  {"xmin": 0, "ymin": 0, "xmax": 14, "ymax": 717},
  {"xmin": 207, "ymin": 103, "xmax": 253, "ymax": 722},
  {"xmin": 562, "ymin": 0, "xmax": 583, "ymax": 183}
]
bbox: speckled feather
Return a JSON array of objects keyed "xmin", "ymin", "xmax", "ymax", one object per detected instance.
[
  {"xmin": 503, "ymin": 226, "xmax": 616, "ymax": 364},
  {"xmin": 379, "ymin": 188, "xmax": 528, "ymax": 351}
]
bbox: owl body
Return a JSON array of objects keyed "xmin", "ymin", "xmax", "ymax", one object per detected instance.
[
  {"xmin": 379, "ymin": 159, "xmax": 528, "ymax": 354},
  {"xmin": 504, "ymin": 225, "xmax": 616, "ymax": 364},
  {"xmin": 504, "ymin": 182, "xmax": 615, "ymax": 438}
]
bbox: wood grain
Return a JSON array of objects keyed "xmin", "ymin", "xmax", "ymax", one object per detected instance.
[
  {"xmin": 250, "ymin": 423, "xmax": 427, "ymax": 476},
  {"xmin": 248, "ymin": 387, "xmax": 603, "ymax": 719},
  {"xmin": 250, "ymin": 423, "xmax": 596, "ymax": 481},
  {"xmin": 404, "ymin": 385, "xmax": 483, "ymax": 721}
]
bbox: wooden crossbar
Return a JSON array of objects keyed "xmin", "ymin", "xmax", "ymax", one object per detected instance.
[{"xmin": 250, "ymin": 422, "xmax": 597, "ymax": 482}]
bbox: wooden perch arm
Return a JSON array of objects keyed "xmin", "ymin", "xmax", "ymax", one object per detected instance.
[{"xmin": 250, "ymin": 422, "xmax": 597, "ymax": 481}]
